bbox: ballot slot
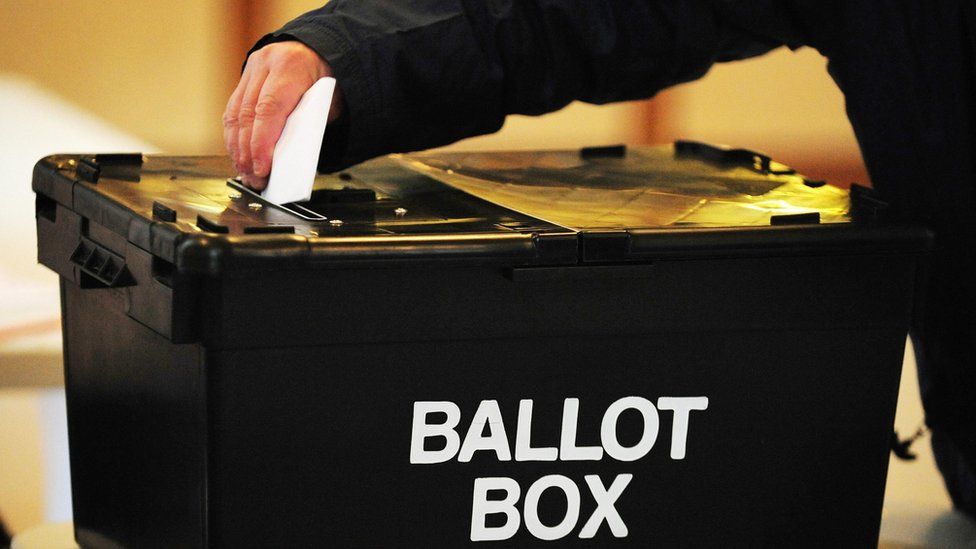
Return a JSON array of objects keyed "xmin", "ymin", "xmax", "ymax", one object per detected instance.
[
  {"xmin": 232, "ymin": 179, "xmax": 386, "ymax": 228},
  {"xmin": 226, "ymin": 174, "xmax": 560, "ymax": 235},
  {"xmin": 227, "ymin": 178, "xmax": 327, "ymax": 221}
]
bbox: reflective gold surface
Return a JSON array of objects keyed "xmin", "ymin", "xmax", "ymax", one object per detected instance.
[{"xmin": 401, "ymin": 146, "xmax": 849, "ymax": 230}]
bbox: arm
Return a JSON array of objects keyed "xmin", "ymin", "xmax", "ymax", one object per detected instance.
[{"xmin": 225, "ymin": 0, "xmax": 786, "ymax": 184}]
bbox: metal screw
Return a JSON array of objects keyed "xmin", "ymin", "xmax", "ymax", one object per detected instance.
[
  {"xmin": 228, "ymin": 191, "xmax": 242, "ymax": 199},
  {"xmin": 329, "ymin": 219, "xmax": 344, "ymax": 227},
  {"xmin": 308, "ymin": 230, "xmax": 319, "ymax": 237},
  {"xmin": 394, "ymin": 207, "xmax": 407, "ymax": 217},
  {"xmin": 248, "ymin": 202, "xmax": 263, "ymax": 211}
]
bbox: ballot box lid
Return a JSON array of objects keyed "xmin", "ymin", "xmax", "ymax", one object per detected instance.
[{"xmin": 32, "ymin": 142, "xmax": 931, "ymax": 276}]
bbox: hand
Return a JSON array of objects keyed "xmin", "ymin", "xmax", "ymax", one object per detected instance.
[{"xmin": 223, "ymin": 41, "xmax": 342, "ymax": 190}]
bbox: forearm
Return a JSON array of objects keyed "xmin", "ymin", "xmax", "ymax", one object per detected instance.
[{"xmin": 254, "ymin": 0, "xmax": 780, "ymax": 171}]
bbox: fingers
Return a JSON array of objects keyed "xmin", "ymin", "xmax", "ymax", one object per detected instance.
[
  {"xmin": 240, "ymin": 172, "xmax": 269, "ymax": 191},
  {"xmin": 223, "ymin": 41, "xmax": 336, "ymax": 191},
  {"xmin": 236, "ymin": 67, "xmax": 270, "ymax": 178},
  {"xmin": 222, "ymin": 71, "xmax": 250, "ymax": 171}
]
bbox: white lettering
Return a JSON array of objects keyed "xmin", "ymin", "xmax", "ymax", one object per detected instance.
[
  {"xmin": 601, "ymin": 396, "xmax": 660, "ymax": 462},
  {"xmin": 578, "ymin": 474, "xmax": 632, "ymax": 538},
  {"xmin": 657, "ymin": 397, "xmax": 709, "ymax": 460},
  {"xmin": 515, "ymin": 399, "xmax": 558, "ymax": 462},
  {"xmin": 560, "ymin": 398, "xmax": 604, "ymax": 461},
  {"xmin": 459, "ymin": 400, "xmax": 512, "ymax": 462},
  {"xmin": 470, "ymin": 477, "xmax": 521, "ymax": 541},
  {"xmin": 410, "ymin": 401, "xmax": 461, "ymax": 464},
  {"xmin": 523, "ymin": 475, "xmax": 581, "ymax": 541}
]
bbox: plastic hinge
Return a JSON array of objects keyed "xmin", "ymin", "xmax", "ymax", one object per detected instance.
[
  {"xmin": 70, "ymin": 237, "xmax": 133, "ymax": 288},
  {"xmin": 497, "ymin": 221, "xmax": 558, "ymax": 233}
]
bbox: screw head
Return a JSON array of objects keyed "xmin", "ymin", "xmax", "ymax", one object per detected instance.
[
  {"xmin": 394, "ymin": 207, "xmax": 408, "ymax": 217},
  {"xmin": 329, "ymin": 219, "xmax": 344, "ymax": 227},
  {"xmin": 248, "ymin": 202, "xmax": 263, "ymax": 211},
  {"xmin": 228, "ymin": 191, "xmax": 242, "ymax": 199}
]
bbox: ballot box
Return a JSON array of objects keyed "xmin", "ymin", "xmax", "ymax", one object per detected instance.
[{"xmin": 33, "ymin": 143, "xmax": 930, "ymax": 548}]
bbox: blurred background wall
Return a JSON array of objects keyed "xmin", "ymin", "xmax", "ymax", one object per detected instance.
[
  {"xmin": 0, "ymin": 0, "xmax": 868, "ymax": 182},
  {"xmin": 0, "ymin": 0, "xmax": 868, "ymax": 538}
]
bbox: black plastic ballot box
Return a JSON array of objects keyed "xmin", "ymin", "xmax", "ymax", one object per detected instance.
[{"xmin": 33, "ymin": 143, "xmax": 930, "ymax": 547}]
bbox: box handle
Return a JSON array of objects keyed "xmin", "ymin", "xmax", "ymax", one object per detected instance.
[{"xmin": 69, "ymin": 237, "xmax": 133, "ymax": 288}]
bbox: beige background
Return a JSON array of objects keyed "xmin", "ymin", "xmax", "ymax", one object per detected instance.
[{"xmin": 0, "ymin": 0, "xmax": 865, "ymax": 180}]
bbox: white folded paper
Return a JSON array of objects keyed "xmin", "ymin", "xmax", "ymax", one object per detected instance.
[{"xmin": 261, "ymin": 77, "xmax": 336, "ymax": 205}]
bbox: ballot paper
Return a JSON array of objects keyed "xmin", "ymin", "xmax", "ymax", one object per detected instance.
[{"xmin": 261, "ymin": 77, "xmax": 336, "ymax": 205}]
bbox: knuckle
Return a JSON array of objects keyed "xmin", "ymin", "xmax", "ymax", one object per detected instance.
[
  {"xmin": 276, "ymin": 44, "xmax": 311, "ymax": 67},
  {"xmin": 248, "ymin": 48, "xmax": 268, "ymax": 63},
  {"xmin": 237, "ymin": 104, "xmax": 256, "ymax": 124},
  {"xmin": 254, "ymin": 97, "xmax": 281, "ymax": 120},
  {"xmin": 221, "ymin": 112, "xmax": 239, "ymax": 128},
  {"xmin": 271, "ymin": 41, "xmax": 299, "ymax": 56}
]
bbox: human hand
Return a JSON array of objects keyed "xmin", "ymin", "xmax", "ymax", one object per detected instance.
[{"xmin": 223, "ymin": 41, "xmax": 342, "ymax": 190}]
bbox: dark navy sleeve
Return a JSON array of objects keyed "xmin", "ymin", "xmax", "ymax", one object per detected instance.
[{"xmin": 249, "ymin": 1, "xmax": 785, "ymax": 171}]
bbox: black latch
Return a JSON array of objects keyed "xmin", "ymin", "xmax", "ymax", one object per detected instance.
[
  {"xmin": 75, "ymin": 153, "xmax": 144, "ymax": 184},
  {"xmin": 580, "ymin": 144, "xmax": 626, "ymax": 159},
  {"xmin": 307, "ymin": 186, "xmax": 377, "ymax": 204},
  {"xmin": 94, "ymin": 153, "xmax": 144, "ymax": 166},
  {"xmin": 152, "ymin": 201, "xmax": 177, "ymax": 222},
  {"xmin": 76, "ymin": 157, "xmax": 101, "ymax": 183},
  {"xmin": 196, "ymin": 215, "xmax": 229, "ymax": 234},
  {"xmin": 674, "ymin": 140, "xmax": 796, "ymax": 176},
  {"xmin": 849, "ymin": 183, "xmax": 889, "ymax": 223},
  {"xmin": 244, "ymin": 225, "xmax": 295, "ymax": 234},
  {"xmin": 70, "ymin": 237, "xmax": 133, "ymax": 288},
  {"xmin": 580, "ymin": 231, "xmax": 632, "ymax": 262},
  {"xmin": 770, "ymin": 212, "xmax": 821, "ymax": 226}
]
